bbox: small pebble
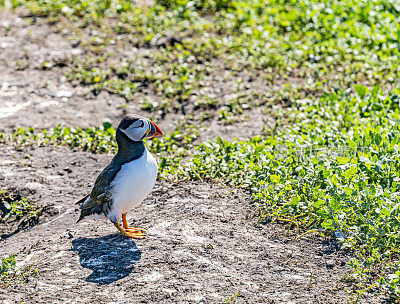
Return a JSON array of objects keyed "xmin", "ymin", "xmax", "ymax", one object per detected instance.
[
  {"xmin": 64, "ymin": 167, "xmax": 73, "ymax": 173},
  {"xmin": 56, "ymin": 90, "xmax": 73, "ymax": 98},
  {"xmin": 326, "ymin": 260, "xmax": 335, "ymax": 269}
]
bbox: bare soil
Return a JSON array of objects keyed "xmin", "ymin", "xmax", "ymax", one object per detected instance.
[
  {"xmin": 0, "ymin": 11, "xmax": 269, "ymax": 139},
  {"xmin": 0, "ymin": 8, "xmax": 385, "ymax": 304}
]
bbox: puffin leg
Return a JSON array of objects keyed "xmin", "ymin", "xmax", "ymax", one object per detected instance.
[
  {"xmin": 122, "ymin": 213, "xmax": 146, "ymax": 232},
  {"xmin": 114, "ymin": 222, "xmax": 145, "ymax": 239}
]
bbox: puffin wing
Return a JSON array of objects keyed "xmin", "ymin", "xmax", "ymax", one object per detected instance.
[{"xmin": 77, "ymin": 159, "xmax": 121, "ymax": 222}]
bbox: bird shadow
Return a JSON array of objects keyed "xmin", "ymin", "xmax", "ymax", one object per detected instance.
[{"xmin": 71, "ymin": 233, "xmax": 141, "ymax": 285}]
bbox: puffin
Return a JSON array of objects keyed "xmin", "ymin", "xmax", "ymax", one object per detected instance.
[{"xmin": 76, "ymin": 115, "xmax": 163, "ymax": 239}]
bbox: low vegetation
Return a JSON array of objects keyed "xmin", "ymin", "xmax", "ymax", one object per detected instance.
[
  {"xmin": 0, "ymin": 122, "xmax": 199, "ymax": 170},
  {"xmin": 0, "ymin": 190, "xmax": 42, "ymax": 241},
  {"xmin": 0, "ymin": 255, "xmax": 38, "ymax": 288},
  {"xmin": 0, "ymin": 190, "xmax": 40, "ymax": 228},
  {"xmin": 6, "ymin": 0, "xmax": 400, "ymax": 125}
]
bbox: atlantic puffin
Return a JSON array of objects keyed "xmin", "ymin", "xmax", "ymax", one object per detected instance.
[{"xmin": 76, "ymin": 115, "xmax": 163, "ymax": 239}]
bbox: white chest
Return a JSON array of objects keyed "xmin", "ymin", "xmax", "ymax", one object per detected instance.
[{"xmin": 110, "ymin": 149, "xmax": 158, "ymax": 217}]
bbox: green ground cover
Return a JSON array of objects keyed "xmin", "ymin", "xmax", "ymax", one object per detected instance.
[
  {"xmin": 0, "ymin": 255, "xmax": 38, "ymax": 288},
  {"xmin": 2, "ymin": 87, "xmax": 400, "ymax": 298},
  {"xmin": 171, "ymin": 87, "xmax": 400, "ymax": 299},
  {"xmin": 0, "ymin": 190, "xmax": 41, "ymax": 229}
]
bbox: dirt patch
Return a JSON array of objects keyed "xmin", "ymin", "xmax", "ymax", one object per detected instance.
[
  {"xmin": 0, "ymin": 10, "xmax": 275, "ymax": 141},
  {"xmin": 0, "ymin": 145, "xmax": 385, "ymax": 303},
  {"xmin": 0, "ymin": 11, "xmax": 128, "ymax": 132}
]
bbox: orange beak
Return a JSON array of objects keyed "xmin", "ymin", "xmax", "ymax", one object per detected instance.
[{"xmin": 148, "ymin": 120, "xmax": 163, "ymax": 138}]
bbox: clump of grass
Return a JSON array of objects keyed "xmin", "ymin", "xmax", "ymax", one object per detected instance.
[
  {"xmin": 0, "ymin": 191, "xmax": 40, "ymax": 222},
  {"xmin": 0, "ymin": 255, "xmax": 38, "ymax": 288},
  {"xmin": 0, "ymin": 190, "xmax": 41, "ymax": 232}
]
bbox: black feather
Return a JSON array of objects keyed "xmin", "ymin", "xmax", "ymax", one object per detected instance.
[
  {"xmin": 76, "ymin": 212, "xmax": 86, "ymax": 223},
  {"xmin": 76, "ymin": 194, "xmax": 89, "ymax": 205}
]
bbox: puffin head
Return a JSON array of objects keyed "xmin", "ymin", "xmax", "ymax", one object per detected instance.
[{"xmin": 117, "ymin": 115, "xmax": 163, "ymax": 143}]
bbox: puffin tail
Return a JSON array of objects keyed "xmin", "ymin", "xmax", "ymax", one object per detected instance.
[
  {"xmin": 76, "ymin": 194, "xmax": 89, "ymax": 205},
  {"xmin": 76, "ymin": 195, "xmax": 90, "ymax": 223},
  {"xmin": 76, "ymin": 207, "xmax": 92, "ymax": 223},
  {"xmin": 76, "ymin": 213, "xmax": 85, "ymax": 223}
]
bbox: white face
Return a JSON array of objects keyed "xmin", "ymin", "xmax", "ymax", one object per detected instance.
[{"xmin": 121, "ymin": 119, "xmax": 151, "ymax": 142}]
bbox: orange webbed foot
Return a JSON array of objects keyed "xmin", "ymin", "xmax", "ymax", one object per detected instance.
[
  {"xmin": 114, "ymin": 213, "xmax": 146, "ymax": 238},
  {"xmin": 124, "ymin": 230, "xmax": 145, "ymax": 239},
  {"xmin": 114, "ymin": 222, "xmax": 145, "ymax": 239}
]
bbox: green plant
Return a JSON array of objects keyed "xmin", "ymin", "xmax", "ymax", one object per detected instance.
[
  {"xmin": 0, "ymin": 255, "xmax": 38, "ymax": 288},
  {"xmin": 0, "ymin": 191, "xmax": 40, "ymax": 224},
  {"xmin": 0, "ymin": 122, "xmax": 199, "ymax": 170}
]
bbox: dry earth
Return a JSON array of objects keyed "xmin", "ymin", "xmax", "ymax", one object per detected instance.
[
  {"xmin": 0, "ymin": 10, "xmax": 271, "ymax": 139},
  {"xmin": 0, "ymin": 8, "xmax": 385, "ymax": 304}
]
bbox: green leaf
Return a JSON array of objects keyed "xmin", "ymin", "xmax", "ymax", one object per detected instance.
[
  {"xmin": 321, "ymin": 219, "xmax": 334, "ymax": 229},
  {"xmin": 270, "ymin": 174, "xmax": 280, "ymax": 183},
  {"xmin": 354, "ymin": 85, "xmax": 367, "ymax": 99},
  {"xmin": 343, "ymin": 166, "xmax": 357, "ymax": 178},
  {"xmin": 337, "ymin": 156, "xmax": 350, "ymax": 164}
]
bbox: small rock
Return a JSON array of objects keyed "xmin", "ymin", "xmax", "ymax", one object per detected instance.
[
  {"xmin": 156, "ymin": 36, "xmax": 182, "ymax": 48},
  {"xmin": 326, "ymin": 260, "xmax": 335, "ymax": 269},
  {"xmin": 71, "ymin": 49, "xmax": 82, "ymax": 55},
  {"xmin": 56, "ymin": 90, "xmax": 73, "ymax": 98},
  {"xmin": 68, "ymin": 230, "xmax": 76, "ymax": 238},
  {"xmin": 71, "ymin": 40, "xmax": 81, "ymax": 48},
  {"xmin": 63, "ymin": 167, "xmax": 73, "ymax": 173}
]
